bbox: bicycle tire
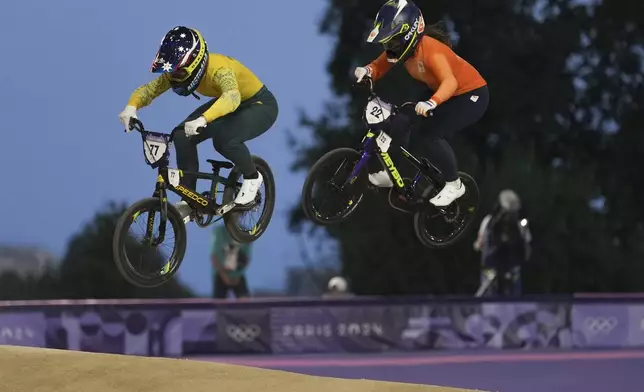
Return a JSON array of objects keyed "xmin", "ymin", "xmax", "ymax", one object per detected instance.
[
  {"xmin": 301, "ymin": 147, "xmax": 367, "ymax": 226},
  {"xmin": 222, "ymin": 155, "xmax": 276, "ymax": 244},
  {"xmin": 112, "ymin": 197, "xmax": 187, "ymax": 288},
  {"xmin": 413, "ymin": 172, "xmax": 480, "ymax": 249}
]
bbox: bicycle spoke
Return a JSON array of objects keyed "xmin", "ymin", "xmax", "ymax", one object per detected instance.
[{"xmin": 127, "ymin": 209, "xmax": 177, "ymax": 275}]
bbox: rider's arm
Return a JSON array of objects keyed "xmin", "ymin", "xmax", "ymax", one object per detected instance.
[
  {"xmin": 425, "ymin": 52, "xmax": 458, "ymax": 106},
  {"xmin": 365, "ymin": 52, "xmax": 394, "ymax": 80},
  {"xmin": 127, "ymin": 75, "xmax": 171, "ymax": 109},
  {"xmin": 474, "ymin": 214, "xmax": 492, "ymax": 251},
  {"xmin": 201, "ymin": 67, "xmax": 242, "ymax": 123}
]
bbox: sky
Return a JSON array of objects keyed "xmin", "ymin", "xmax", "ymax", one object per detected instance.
[{"xmin": 0, "ymin": 0, "xmax": 336, "ymax": 296}]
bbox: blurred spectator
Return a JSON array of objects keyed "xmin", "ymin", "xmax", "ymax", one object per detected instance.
[
  {"xmin": 474, "ymin": 189, "xmax": 532, "ymax": 297},
  {"xmin": 210, "ymin": 224, "xmax": 252, "ymax": 299},
  {"xmin": 322, "ymin": 276, "xmax": 354, "ymax": 298}
]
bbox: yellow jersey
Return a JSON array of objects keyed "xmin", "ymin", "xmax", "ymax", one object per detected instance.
[{"xmin": 127, "ymin": 53, "xmax": 264, "ymax": 123}]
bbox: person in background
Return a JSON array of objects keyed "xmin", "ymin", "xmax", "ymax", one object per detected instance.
[
  {"xmin": 474, "ymin": 189, "xmax": 532, "ymax": 297},
  {"xmin": 210, "ymin": 224, "xmax": 252, "ymax": 299},
  {"xmin": 322, "ymin": 276, "xmax": 354, "ymax": 298}
]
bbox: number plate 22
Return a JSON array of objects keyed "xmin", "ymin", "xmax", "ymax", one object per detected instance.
[{"xmin": 365, "ymin": 97, "xmax": 392, "ymax": 125}]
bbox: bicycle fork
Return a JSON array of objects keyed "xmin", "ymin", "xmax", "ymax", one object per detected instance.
[{"xmin": 144, "ymin": 173, "xmax": 170, "ymax": 247}]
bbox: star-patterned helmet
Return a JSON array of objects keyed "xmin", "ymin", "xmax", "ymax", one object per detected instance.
[
  {"xmin": 366, "ymin": 0, "xmax": 424, "ymax": 64},
  {"xmin": 150, "ymin": 26, "xmax": 208, "ymax": 96}
]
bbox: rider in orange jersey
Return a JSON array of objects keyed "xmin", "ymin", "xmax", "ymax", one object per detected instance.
[{"xmin": 355, "ymin": 0, "xmax": 489, "ymax": 207}]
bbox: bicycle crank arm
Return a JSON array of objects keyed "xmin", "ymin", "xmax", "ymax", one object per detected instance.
[{"xmin": 216, "ymin": 202, "xmax": 236, "ymax": 216}]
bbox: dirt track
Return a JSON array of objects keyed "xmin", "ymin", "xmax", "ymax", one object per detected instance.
[{"xmin": 0, "ymin": 345, "xmax": 484, "ymax": 392}]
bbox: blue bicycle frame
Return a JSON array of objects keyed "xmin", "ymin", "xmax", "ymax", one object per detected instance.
[{"xmin": 345, "ymin": 128, "xmax": 441, "ymax": 201}]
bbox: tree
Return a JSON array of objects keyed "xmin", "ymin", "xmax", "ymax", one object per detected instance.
[
  {"xmin": 57, "ymin": 201, "xmax": 193, "ymax": 299},
  {"xmin": 288, "ymin": 0, "xmax": 644, "ymax": 295},
  {"xmin": 0, "ymin": 268, "xmax": 60, "ymax": 300}
]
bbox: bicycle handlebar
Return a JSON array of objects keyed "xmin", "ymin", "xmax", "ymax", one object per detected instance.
[
  {"xmin": 354, "ymin": 76, "xmax": 418, "ymax": 111},
  {"xmin": 354, "ymin": 75, "xmax": 375, "ymax": 94},
  {"xmin": 128, "ymin": 117, "xmax": 145, "ymax": 133},
  {"xmin": 127, "ymin": 118, "xmax": 183, "ymax": 140}
]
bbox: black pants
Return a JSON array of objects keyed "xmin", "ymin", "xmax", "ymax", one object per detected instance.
[
  {"xmin": 414, "ymin": 85, "xmax": 489, "ymax": 182},
  {"xmin": 213, "ymin": 273, "xmax": 249, "ymax": 299},
  {"xmin": 173, "ymin": 86, "xmax": 278, "ymax": 189}
]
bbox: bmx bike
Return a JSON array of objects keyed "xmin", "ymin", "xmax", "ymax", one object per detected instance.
[
  {"xmin": 112, "ymin": 118, "xmax": 275, "ymax": 288},
  {"xmin": 300, "ymin": 77, "xmax": 479, "ymax": 248}
]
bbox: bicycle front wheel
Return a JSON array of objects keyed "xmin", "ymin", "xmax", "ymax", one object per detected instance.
[
  {"xmin": 112, "ymin": 197, "xmax": 187, "ymax": 288},
  {"xmin": 301, "ymin": 148, "xmax": 367, "ymax": 226}
]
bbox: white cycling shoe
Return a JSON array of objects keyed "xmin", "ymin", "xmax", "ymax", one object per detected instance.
[
  {"xmin": 368, "ymin": 170, "xmax": 393, "ymax": 187},
  {"xmin": 234, "ymin": 172, "xmax": 263, "ymax": 205},
  {"xmin": 429, "ymin": 178, "xmax": 465, "ymax": 207}
]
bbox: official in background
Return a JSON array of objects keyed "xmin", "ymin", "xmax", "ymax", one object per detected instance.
[
  {"xmin": 474, "ymin": 189, "xmax": 532, "ymax": 297},
  {"xmin": 210, "ymin": 224, "xmax": 252, "ymax": 299}
]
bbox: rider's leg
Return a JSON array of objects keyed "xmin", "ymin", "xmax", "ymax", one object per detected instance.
[
  {"xmin": 172, "ymin": 87, "xmax": 278, "ymax": 219},
  {"xmin": 210, "ymin": 87, "xmax": 278, "ymax": 205},
  {"xmin": 417, "ymin": 85, "xmax": 489, "ymax": 207},
  {"xmin": 424, "ymin": 136, "xmax": 463, "ymax": 203},
  {"xmin": 173, "ymin": 99, "xmax": 220, "ymax": 220}
]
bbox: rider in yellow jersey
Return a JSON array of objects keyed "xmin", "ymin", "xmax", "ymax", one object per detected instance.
[{"xmin": 118, "ymin": 26, "xmax": 278, "ymax": 221}]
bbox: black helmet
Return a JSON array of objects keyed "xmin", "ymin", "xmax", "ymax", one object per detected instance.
[
  {"xmin": 150, "ymin": 26, "xmax": 208, "ymax": 96},
  {"xmin": 366, "ymin": 0, "xmax": 425, "ymax": 64}
]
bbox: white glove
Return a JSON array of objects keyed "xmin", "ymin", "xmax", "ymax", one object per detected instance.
[
  {"xmin": 184, "ymin": 116, "xmax": 207, "ymax": 137},
  {"xmin": 415, "ymin": 100, "xmax": 438, "ymax": 117},
  {"xmin": 119, "ymin": 105, "xmax": 138, "ymax": 132},
  {"xmin": 354, "ymin": 66, "xmax": 371, "ymax": 83}
]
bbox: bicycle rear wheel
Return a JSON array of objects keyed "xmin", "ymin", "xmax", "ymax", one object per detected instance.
[
  {"xmin": 112, "ymin": 197, "xmax": 187, "ymax": 288},
  {"xmin": 413, "ymin": 172, "xmax": 480, "ymax": 248},
  {"xmin": 222, "ymin": 155, "xmax": 276, "ymax": 244}
]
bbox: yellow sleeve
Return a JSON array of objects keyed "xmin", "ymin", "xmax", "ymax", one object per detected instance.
[
  {"xmin": 127, "ymin": 75, "xmax": 171, "ymax": 109},
  {"xmin": 202, "ymin": 67, "xmax": 242, "ymax": 123}
]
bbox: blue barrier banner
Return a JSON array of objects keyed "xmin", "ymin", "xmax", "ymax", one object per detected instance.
[
  {"xmin": 571, "ymin": 304, "xmax": 644, "ymax": 348},
  {"xmin": 270, "ymin": 305, "xmax": 408, "ymax": 354},
  {"xmin": 216, "ymin": 308, "xmax": 271, "ymax": 354},
  {"xmin": 0, "ymin": 297, "xmax": 642, "ymax": 356},
  {"xmin": 43, "ymin": 307, "xmax": 183, "ymax": 357},
  {"xmin": 181, "ymin": 309, "xmax": 216, "ymax": 355},
  {"xmin": 399, "ymin": 302, "xmax": 572, "ymax": 350},
  {"xmin": 271, "ymin": 302, "xmax": 572, "ymax": 354},
  {"xmin": 0, "ymin": 311, "xmax": 46, "ymax": 347},
  {"xmin": 626, "ymin": 304, "xmax": 644, "ymax": 346}
]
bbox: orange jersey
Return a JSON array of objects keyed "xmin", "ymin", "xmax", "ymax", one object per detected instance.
[{"xmin": 366, "ymin": 35, "xmax": 487, "ymax": 105}]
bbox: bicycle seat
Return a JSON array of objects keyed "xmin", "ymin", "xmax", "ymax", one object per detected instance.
[{"xmin": 206, "ymin": 159, "xmax": 234, "ymax": 170}]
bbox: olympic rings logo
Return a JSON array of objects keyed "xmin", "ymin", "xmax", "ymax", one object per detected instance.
[
  {"xmin": 583, "ymin": 317, "xmax": 618, "ymax": 334},
  {"xmin": 226, "ymin": 324, "xmax": 262, "ymax": 343}
]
